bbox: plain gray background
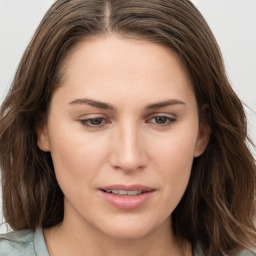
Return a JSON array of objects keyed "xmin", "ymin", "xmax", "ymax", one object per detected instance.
[{"xmin": 0, "ymin": 0, "xmax": 255, "ymax": 234}]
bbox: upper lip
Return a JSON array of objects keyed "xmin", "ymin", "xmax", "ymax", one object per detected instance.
[{"xmin": 100, "ymin": 184, "xmax": 155, "ymax": 192}]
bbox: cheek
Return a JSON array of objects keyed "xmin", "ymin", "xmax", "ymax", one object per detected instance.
[
  {"xmin": 160, "ymin": 139, "xmax": 194, "ymax": 189},
  {"xmin": 151, "ymin": 122, "xmax": 198, "ymax": 171},
  {"xmin": 152, "ymin": 123, "xmax": 198, "ymax": 208},
  {"xmin": 48, "ymin": 124, "xmax": 110, "ymax": 190}
]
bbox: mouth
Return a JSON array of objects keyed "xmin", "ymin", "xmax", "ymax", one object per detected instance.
[
  {"xmin": 100, "ymin": 189, "xmax": 150, "ymax": 196},
  {"xmin": 99, "ymin": 184, "xmax": 155, "ymax": 196},
  {"xmin": 99, "ymin": 184, "xmax": 155, "ymax": 210}
]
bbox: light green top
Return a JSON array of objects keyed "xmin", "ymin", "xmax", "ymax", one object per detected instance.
[
  {"xmin": 0, "ymin": 228, "xmax": 255, "ymax": 256},
  {"xmin": 0, "ymin": 228, "xmax": 49, "ymax": 256}
]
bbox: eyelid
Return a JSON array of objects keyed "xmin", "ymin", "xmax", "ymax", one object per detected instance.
[
  {"xmin": 146, "ymin": 113, "xmax": 177, "ymax": 127},
  {"xmin": 77, "ymin": 113, "xmax": 177, "ymax": 129},
  {"xmin": 79, "ymin": 117, "xmax": 108, "ymax": 128},
  {"xmin": 78, "ymin": 113, "xmax": 111, "ymax": 129},
  {"xmin": 146, "ymin": 112, "xmax": 177, "ymax": 120},
  {"xmin": 77, "ymin": 112, "xmax": 106, "ymax": 119}
]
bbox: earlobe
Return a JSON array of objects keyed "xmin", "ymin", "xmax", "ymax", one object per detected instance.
[{"xmin": 36, "ymin": 124, "xmax": 50, "ymax": 152}]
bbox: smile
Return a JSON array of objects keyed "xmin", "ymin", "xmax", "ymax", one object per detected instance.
[
  {"xmin": 103, "ymin": 190, "xmax": 144, "ymax": 196},
  {"xmin": 99, "ymin": 184, "xmax": 155, "ymax": 210}
]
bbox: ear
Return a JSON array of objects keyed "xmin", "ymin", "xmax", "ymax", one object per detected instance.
[
  {"xmin": 194, "ymin": 106, "xmax": 211, "ymax": 157},
  {"xmin": 35, "ymin": 123, "xmax": 50, "ymax": 152}
]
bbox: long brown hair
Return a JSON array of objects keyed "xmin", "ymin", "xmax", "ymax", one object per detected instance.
[{"xmin": 0, "ymin": 0, "xmax": 255, "ymax": 255}]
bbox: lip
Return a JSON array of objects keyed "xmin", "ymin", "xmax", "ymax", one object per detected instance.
[
  {"xmin": 100, "ymin": 184, "xmax": 154, "ymax": 192},
  {"xmin": 99, "ymin": 184, "xmax": 155, "ymax": 210}
]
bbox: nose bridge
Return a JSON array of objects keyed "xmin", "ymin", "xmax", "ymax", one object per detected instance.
[{"xmin": 110, "ymin": 120, "xmax": 147, "ymax": 171}]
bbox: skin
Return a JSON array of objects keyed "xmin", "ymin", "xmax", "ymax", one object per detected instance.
[{"xmin": 37, "ymin": 35, "xmax": 210, "ymax": 256}]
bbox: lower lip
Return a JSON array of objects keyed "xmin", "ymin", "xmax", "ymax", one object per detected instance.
[{"xmin": 99, "ymin": 190, "xmax": 155, "ymax": 210}]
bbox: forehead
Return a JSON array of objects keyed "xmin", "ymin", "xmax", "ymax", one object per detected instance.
[
  {"xmin": 53, "ymin": 35, "xmax": 195, "ymax": 107},
  {"xmin": 63, "ymin": 35, "xmax": 190, "ymax": 79}
]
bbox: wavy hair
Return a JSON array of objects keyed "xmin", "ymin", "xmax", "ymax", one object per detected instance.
[{"xmin": 0, "ymin": 0, "xmax": 255, "ymax": 255}]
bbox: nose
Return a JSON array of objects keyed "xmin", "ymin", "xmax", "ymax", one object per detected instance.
[{"xmin": 109, "ymin": 123, "xmax": 148, "ymax": 172}]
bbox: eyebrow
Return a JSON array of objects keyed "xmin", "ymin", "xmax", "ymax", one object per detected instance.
[
  {"xmin": 69, "ymin": 98, "xmax": 114, "ymax": 110},
  {"xmin": 69, "ymin": 98, "xmax": 186, "ymax": 110},
  {"xmin": 145, "ymin": 99, "xmax": 186, "ymax": 110}
]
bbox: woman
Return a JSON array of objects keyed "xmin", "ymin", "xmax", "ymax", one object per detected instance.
[{"xmin": 0, "ymin": 0, "xmax": 255, "ymax": 255}]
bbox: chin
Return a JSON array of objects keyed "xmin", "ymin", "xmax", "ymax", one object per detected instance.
[
  {"xmin": 105, "ymin": 227, "xmax": 152, "ymax": 240},
  {"xmin": 97, "ymin": 216, "xmax": 161, "ymax": 240}
]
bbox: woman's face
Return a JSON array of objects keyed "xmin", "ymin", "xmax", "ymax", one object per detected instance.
[{"xmin": 37, "ymin": 36, "xmax": 209, "ymax": 239}]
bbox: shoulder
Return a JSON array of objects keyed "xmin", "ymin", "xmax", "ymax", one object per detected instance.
[
  {"xmin": 0, "ymin": 229, "xmax": 35, "ymax": 255},
  {"xmin": 0, "ymin": 228, "xmax": 49, "ymax": 256},
  {"xmin": 194, "ymin": 245, "xmax": 256, "ymax": 256},
  {"xmin": 238, "ymin": 249, "xmax": 256, "ymax": 256}
]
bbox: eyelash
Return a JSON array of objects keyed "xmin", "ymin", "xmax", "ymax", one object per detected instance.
[
  {"xmin": 79, "ymin": 117, "xmax": 107, "ymax": 128},
  {"xmin": 147, "ymin": 115, "xmax": 176, "ymax": 127},
  {"xmin": 79, "ymin": 115, "xmax": 177, "ymax": 129}
]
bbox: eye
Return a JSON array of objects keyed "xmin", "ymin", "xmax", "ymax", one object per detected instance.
[
  {"xmin": 148, "ymin": 115, "xmax": 176, "ymax": 126},
  {"xmin": 80, "ymin": 117, "xmax": 107, "ymax": 128}
]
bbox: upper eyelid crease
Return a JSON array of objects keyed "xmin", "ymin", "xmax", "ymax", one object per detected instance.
[{"xmin": 69, "ymin": 98, "xmax": 186, "ymax": 110}]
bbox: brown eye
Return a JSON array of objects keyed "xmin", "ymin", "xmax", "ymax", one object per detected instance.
[
  {"xmin": 154, "ymin": 116, "xmax": 169, "ymax": 124},
  {"xmin": 149, "ymin": 116, "xmax": 176, "ymax": 126},
  {"xmin": 80, "ymin": 118, "xmax": 105, "ymax": 127}
]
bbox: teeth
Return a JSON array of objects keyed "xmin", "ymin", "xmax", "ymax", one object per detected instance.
[
  {"xmin": 106, "ymin": 190, "xmax": 143, "ymax": 196},
  {"xmin": 128, "ymin": 191, "xmax": 138, "ymax": 196},
  {"xmin": 119, "ymin": 190, "xmax": 128, "ymax": 195}
]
